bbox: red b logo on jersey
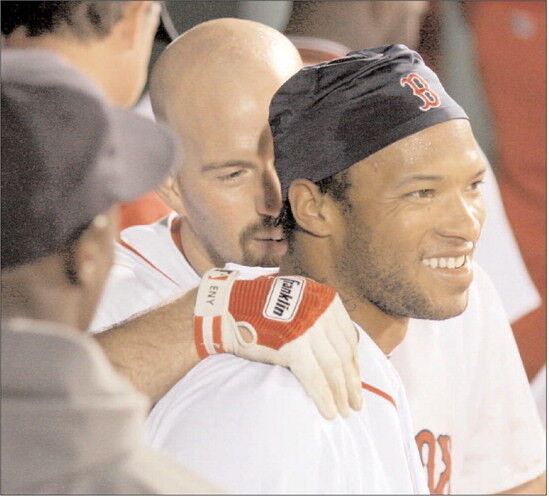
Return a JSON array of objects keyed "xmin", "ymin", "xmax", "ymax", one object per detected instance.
[{"xmin": 400, "ymin": 72, "xmax": 441, "ymax": 111}]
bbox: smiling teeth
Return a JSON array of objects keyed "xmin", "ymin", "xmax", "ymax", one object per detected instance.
[{"xmin": 422, "ymin": 255, "xmax": 467, "ymax": 269}]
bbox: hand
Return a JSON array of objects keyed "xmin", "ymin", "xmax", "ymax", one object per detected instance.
[{"xmin": 194, "ymin": 268, "xmax": 362, "ymax": 419}]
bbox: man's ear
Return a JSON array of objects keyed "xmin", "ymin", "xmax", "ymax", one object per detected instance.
[
  {"xmin": 156, "ymin": 175, "xmax": 187, "ymax": 216},
  {"xmin": 288, "ymin": 179, "xmax": 334, "ymax": 237},
  {"xmin": 110, "ymin": 1, "xmax": 151, "ymax": 51}
]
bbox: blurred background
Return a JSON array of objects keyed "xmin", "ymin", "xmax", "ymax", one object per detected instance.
[{"xmin": 135, "ymin": 0, "xmax": 546, "ymax": 423}]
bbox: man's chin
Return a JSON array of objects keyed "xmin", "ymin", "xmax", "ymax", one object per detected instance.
[
  {"xmin": 241, "ymin": 240, "xmax": 287, "ymax": 268},
  {"xmin": 419, "ymin": 294, "xmax": 469, "ymax": 321},
  {"xmin": 381, "ymin": 291, "xmax": 470, "ymax": 321}
]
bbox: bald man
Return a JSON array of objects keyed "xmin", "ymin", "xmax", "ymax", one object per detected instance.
[{"xmin": 92, "ymin": 18, "xmax": 300, "ymax": 327}]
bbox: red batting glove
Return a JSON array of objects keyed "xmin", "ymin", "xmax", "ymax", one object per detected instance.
[{"xmin": 194, "ymin": 268, "xmax": 362, "ymax": 419}]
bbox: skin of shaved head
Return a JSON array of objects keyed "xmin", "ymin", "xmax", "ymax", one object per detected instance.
[
  {"xmin": 150, "ymin": 19, "xmax": 302, "ymax": 275},
  {"xmin": 151, "ymin": 18, "xmax": 301, "ymax": 123}
]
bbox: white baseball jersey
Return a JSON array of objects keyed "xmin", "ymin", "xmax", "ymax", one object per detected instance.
[
  {"xmin": 91, "ymin": 213, "xmax": 200, "ymax": 332},
  {"xmin": 146, "ymin": 324, "xmax": 428, "ymax": 494},
  {"xmin": 391, "ymin": 263, "xmax": 545, "ymax": 494},
  {"xmin": 92, "ymin": 219, "xmax": 545, "ymax": 493},
  {"xmin": 227, "ymin": 264, "xmax": 546, "ymax": 494}
]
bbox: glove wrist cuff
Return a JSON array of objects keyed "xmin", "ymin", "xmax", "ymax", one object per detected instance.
[
  {"xmin": 195, "ymin": 268, "xmax": 239, "ymax": 316},
  {"xmin": 194, "ymin": 268, "xmax": 239, "ymax": 358}
]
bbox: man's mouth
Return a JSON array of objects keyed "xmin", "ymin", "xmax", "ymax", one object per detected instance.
[
  {"xmin": 252, "ymin": 228, "xmax": 285, "ymax": 243},
  {"xmin": 251, "ymin": 235, "xmax": 287, "ymax": 258},
  {"xmin": 421, "ymin": 255, "xmax": 469, "ymax": 269},
  {"xmin": 254, "ymin": 237, "xmax": 285, "ymax": 242}
]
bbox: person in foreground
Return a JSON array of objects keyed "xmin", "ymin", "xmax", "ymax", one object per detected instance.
[
  {"xmin": 0, "ymin": 55, "xmax": 217, "ymax": 493},
  {"xmin": 143, "ymin": 44, "xmax": 487, "ymax": 493}
]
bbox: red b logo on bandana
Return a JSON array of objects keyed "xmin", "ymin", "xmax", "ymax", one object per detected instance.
[{"xmin": 400, "ymin": 72, "xmax": 441, "ymax": 111}]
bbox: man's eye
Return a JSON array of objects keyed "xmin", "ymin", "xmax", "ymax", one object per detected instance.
[
  {"xmin": 219, "ymin": 169, "xmax": 245, "ymax": 181},
  {"xmin": 467, "ymin": 180, "xmax": 485, "ymax": 191},
  {"xmin": 408, "ymin": 189, "xmax": 435, "ymax": 199}
]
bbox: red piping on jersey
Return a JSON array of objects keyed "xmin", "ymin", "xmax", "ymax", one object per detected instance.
[
  {"xmin": 361, "ymin": 382, "xmax": 397, "ymax": 408},
  {"xmin": 118, "ymin": 216, "xmax": 184, "ymax": 289}
]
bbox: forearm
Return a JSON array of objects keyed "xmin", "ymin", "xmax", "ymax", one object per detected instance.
[
  {"xmin": 497, "ymin": 471, "xmax": 546, "ymax": 495},
  {"xmin": 95, "ymin": 288, "xmax": 199, "ymax": 404}
]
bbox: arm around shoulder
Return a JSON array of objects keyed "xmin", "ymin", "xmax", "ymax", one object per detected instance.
[{"xmin": 95, "ymin": 287, "xmax": 200, "ymax": 403}]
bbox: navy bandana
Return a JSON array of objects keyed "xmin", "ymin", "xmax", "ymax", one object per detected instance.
[{"xmin": 269, "ymin": 44, "xmax": 469, "ymax": 198}]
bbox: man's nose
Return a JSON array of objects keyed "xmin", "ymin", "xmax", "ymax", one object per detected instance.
[
  {"xmin": 436, "ymin": 193, "xmax": 484, "ymax": 243},
  {"xmin": 256, "ymin": 166, "xmax": 283, "ymax": 218}
]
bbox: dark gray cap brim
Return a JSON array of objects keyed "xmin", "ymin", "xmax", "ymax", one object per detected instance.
[
  {"xmin": 83, "ymin": 106, "xmax": 181, "ymax": 210},
  {"xmin": 1, "ymin": 49, "xmax": 182, "ymax": 269}
]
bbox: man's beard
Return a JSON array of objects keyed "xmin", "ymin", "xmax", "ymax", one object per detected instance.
[
  {"xmin": 239, "ymin": 217, "xmax": 284, "ymax": 268},
  {"xmin": 201, "ymin": 217, "xmax": 284, "ymax": 269}
]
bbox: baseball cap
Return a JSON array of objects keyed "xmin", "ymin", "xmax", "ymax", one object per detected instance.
[
  {"xmin": 1, "ymin": 49, "xmax": 181, "ymax": 270},
  {"xmin": 269, "ymin": 44, "xmax": 469, "ymax": 199}
]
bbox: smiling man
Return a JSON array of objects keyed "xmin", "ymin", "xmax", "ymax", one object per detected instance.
[
  {"xmin": 142, "ymin": 45, "xmax": 546, "ymax": 494},
  {"xmin": 321, "ymin": 121, "xmax": 484, "ymax": 324}
]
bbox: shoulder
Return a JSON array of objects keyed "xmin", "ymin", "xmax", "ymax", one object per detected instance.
[
  {"xmin": 90, "ymin": 257, "xmax": 172, "ymax": 331},
  {"xmin": 147, "ymin": 355, "xmax": 350, "ymax": 493},
  {"xmin": 394, "ymin": 262, "xmax": 513, "ymax": 381},
  {"xmin": 406, "ymin": 262, "xmax": 508, "ymax": 337},
  {"xmin": 469, "ymin": 262, "xmax": 499, "ymax": 299},
  {"xmin": 149, "ymin": 354, "xmax": 318, "ymax": 435},
  {"xmin": 460, "ymin": 262, "xmax": 512, "ymax": 338},
  {"xmin": 116, "ymin": 217, "xmax": 175, "ymax": 270},
  {"xmin": 147, "ymin": 349, "xmax": 422, "ymax": 493},
  {"xmin": 111, "ymin": 216, "xmax": 175, "ymax": 279}
]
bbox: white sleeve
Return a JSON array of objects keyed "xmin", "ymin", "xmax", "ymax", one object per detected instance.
[
  {"xmin": 454, "ymin": 265, "xmax": 546, "ymax": 494},
  {"xmin": 146, "ymin": 354, "xmax": 397, "ymax": 494}
]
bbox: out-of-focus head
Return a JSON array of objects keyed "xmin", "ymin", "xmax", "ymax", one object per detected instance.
[
  {"xmin": 272, "ymin": 45, "xmax": 487, "ymax": 321},
  {"xmin": 1, "ymin": 1, "xmax": 125, "ymax": 38},
  {"xmin": 1, "ymin": 51, "xmax": 180, "ymax": 330},
  {"xmin": 1, "ymin": 1, "xmax": 161, "ymax": 107},
  {"xmin": 286, "ymin": 1, "xmax": 429, "ymax": 50},
  {"xmin": 150, "ymin": 18, "xmax": 302, "ymax": 269}
]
